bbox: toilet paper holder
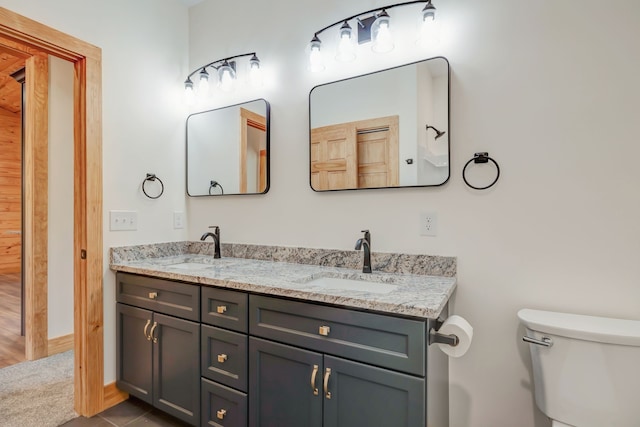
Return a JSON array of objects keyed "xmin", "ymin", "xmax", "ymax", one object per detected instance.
[{"xmin": 428, "ymin": 318, "xmax": 460, "ymax": 347}]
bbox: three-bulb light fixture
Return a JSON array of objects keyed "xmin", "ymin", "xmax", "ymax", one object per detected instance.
[
  {"xmin": 184, "ymin": 52, "xmax": 262, "ymax": 105},
  {"xmin": 308, "ymin": 0, "xmax": 439, "ymax": 72}
]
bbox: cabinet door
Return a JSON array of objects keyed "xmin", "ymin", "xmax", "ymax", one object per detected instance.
[
  {"xmin": 153, "ymin": 312, "xmax": 201, "ymax": 425},
  {"xmin": 116, "ymin": 303, "xmax": 153, "ymax": 404},
  {"xmin": 249, "ymin": 337, "xmax": 322, "ymax": 427},
  {"xmin": 323, "ymin": 355, "xmax": 425, "ymax": 427}
]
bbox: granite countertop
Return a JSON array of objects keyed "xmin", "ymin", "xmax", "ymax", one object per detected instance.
[{"xmin": 110, "ymin": 242, "xmax": 457, "ymax": 319}]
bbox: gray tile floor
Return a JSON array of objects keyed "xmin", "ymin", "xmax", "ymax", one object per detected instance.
[{"xmin": 60, "ymin": 397, "xmax": 191, "ymax": 427}]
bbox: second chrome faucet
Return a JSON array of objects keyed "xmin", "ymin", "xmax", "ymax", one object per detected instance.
[
  {"xmin": 354, "ymin": 229, "xmax": 372, "ymax": 273},
  {"xmin": 200, "ymin": 225, "xmax": 221, "ymax": 258}
]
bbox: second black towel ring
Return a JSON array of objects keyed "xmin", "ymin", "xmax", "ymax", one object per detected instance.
[
  {"xmin": 142, "ymin": 173, "xmax": 164, "ymax": 199},
  {"xmin": 462, "ymin": 152, "xmax": 500, "ymax": 190}
]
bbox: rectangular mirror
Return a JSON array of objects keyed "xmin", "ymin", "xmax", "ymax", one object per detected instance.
[
  {"xmin": 187, "ymin": 99, "xmax": 270, "ymax": 196},
  {"xmin": 309, "ymin": 57, "xmax": 449, "ymax": 191}
]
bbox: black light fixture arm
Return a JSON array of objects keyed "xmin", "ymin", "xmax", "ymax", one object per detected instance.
[
  {"xmin": 311, "ymin": 0, "xmax": 430, "ymax": 38},
  {"xmin": 185, "ymin": 52, "xmax": 257, "ymax": 81}
]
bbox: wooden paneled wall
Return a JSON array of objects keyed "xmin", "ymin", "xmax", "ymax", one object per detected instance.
[{"xmin": 0, "ymin": 106, "xmax": 21, "ymax": 274}]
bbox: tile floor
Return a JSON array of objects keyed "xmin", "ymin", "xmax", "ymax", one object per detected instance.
[{"xmin": 60, "ymin": 397, "xmax": 191, "ymax": 427}]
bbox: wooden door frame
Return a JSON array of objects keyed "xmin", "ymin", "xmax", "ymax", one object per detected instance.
[
  {"xmin": 239, "ymin": 107, "xmax": 266, "ymax": 193},
  {"xmin": 0, "ymin": 7, "xmax": 104, "ymax": 417}
]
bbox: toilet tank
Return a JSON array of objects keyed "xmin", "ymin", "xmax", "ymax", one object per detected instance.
[{"xmin": 518, "ymin": 309, "xmax": 640, "ymax": 427}]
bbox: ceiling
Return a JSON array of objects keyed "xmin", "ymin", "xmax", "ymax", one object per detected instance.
[{"xmin": 0, "ymin": 48, "xmax": 25, "ymax": 113}]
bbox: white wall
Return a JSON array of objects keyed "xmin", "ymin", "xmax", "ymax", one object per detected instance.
[
  {"xmin": 47, "ymin": 56, "xmax": 74, "ymax": 339},
  {"xmin": 187, "ymin": 1, "xmax": 640, "ymax": 426},
  {"xmin": 0, "ymin": 0, "xmax": 190, "ymax": 382}
]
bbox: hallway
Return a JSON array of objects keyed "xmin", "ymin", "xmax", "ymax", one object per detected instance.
[{"xmin": 0, "ymin": 272, "xmax": 24, "ymax": 368}]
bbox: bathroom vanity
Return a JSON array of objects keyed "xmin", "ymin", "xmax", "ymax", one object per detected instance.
[{"xmin": 111, "ymin": 242, "xmax": 456, "ymax": 427}]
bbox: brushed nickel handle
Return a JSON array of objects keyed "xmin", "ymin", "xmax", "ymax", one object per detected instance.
[
  {"xmin": 311, "ymin": 364, "xmax": 319, "ymax": 395},
  {"xmin": 216, "ymin": 409, "xmax": 227, "ymax": 420},
  {"xmin": 217, "ymin": 354, "xmax": 228, "ymax": 363},
  {"xmin": 150, "ymin": 322, "xmax": 158, "ymax": 344},
  {"xmin": 323, "ymin": 368, "xmax": 331, "ymax": 399},
  {"xmin": 148, "ymin": 292, "xmax": 158, "ymax": 299},
  {"xmin": 216, "ymin": 305, "xmax": 227, "ymax": 314},
  {"xmin": 143, "ymin": 319, "xmax": 152, "ymax": 341},
  {"xmin": 523, "ymin": 336, "xmax": 553, "ymax": 347},
  {"xmin": 319, "ymin": 325, "xmax": 330, "ymax": 336}
]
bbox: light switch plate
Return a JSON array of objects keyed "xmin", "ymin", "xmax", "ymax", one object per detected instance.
[
  {"xmin": 173, "ymin": 211, "xmax": 185, "ymax": 229},
  {"xmin": 109, "ymin": 210, "xmax": 137, "ymax": 231}
]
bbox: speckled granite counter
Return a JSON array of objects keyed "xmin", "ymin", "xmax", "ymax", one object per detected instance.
[{"xmin": 110, "ymin": 242, "xmax": 457, "ymax": 319}]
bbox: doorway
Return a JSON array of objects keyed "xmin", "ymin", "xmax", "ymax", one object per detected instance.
[{"xmin": 0, "ymin": 7, "xmax": 105, "ymax": 417}]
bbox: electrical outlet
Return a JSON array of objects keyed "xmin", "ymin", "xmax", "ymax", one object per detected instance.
[
  {"xmin": 173, "ymin": 211, "xmax": 185, "ymax": 229},
  {"xmin": 109, "ymin": 210, "xmax": 137, "ymax": 231},
  {"xmin": 420, "ymin": 212, "xmax": 438, "ymax": 236}
]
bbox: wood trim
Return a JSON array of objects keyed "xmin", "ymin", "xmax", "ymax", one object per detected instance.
[
  {"xmin": 0, "ymin": 6, "xmax": 104, "ymax": 417},
  {"xmin": 23, "ymin": 54, "xmax": 48, "ymax": 360},
  {"xmin": 103, "ymin": 382, "xmax": 128, "ymax": 411},
  {"xmin": 48, "ymin": 333, "xmax": 74, "ymax": 355},
  {"xmin": 239, "ymin": 107, "xmax": 267, "ymax": 193}
]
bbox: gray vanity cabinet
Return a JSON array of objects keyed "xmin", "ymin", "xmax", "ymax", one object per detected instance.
[
  {"xmin": 249, "ymin": 295, "xmax": 427, "ymax": 427},
  {"xmin": 116, "ymin": 273, "xmax": 201, "ymax": 426}
]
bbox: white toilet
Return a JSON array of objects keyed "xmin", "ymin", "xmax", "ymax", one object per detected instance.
[{"xmin": 518, "ymin": 308, "xmax": 640, "ymax": 427}]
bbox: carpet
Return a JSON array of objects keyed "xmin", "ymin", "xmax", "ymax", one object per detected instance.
[{"xmin": 0, "ymin": 350, "xmax": 75, "ymax": 427}]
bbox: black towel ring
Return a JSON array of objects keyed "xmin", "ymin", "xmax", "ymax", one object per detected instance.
[
  {"xmin": 208, "ymin": 180, "xmax": 224, "ymax": 195},
  {"xmin": 142, "ymin": 173, "xmax": 164, "ymax": 199},
  {"xmin": 462, "ymin": 152, "xmax": 500, "ymax": 190}
]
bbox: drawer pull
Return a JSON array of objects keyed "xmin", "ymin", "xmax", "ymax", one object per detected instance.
[
  {"xmin": 319, "ymin": 325, "xmax": 330, "ymax": 336},
  {"xmin": 216, "ymin": 305, "xmax": 227, "ymax": 314},
  {"xmin": 311, "ymin": 364, "xmax": 319, "ymax": 395},
  {"xmin": 143, "ymin": 319, "xmax": 151, "ymax": 341},
  {"xmin": 217, "ymin": 354, "xmax": 228, "ymax": 363},
  {"xmin": 216, "ymin": 409, "xmax": 227, "ymax": 420},
  {"xmin": 149, "ymin": 321, "xmax": 158, "ymax": 344},
  {"xmin": 323, "ymin": 368, "xmax": 332, "ymax": 399},
  {"xmin": 148, "ymin": 292, "xmax": 158, "ymax": 299}
]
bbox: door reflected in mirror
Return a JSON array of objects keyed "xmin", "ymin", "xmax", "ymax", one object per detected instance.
[
  {"xmin": 187, "ymin": 99, "xmax": 270, "ymax": 196},
  {"xmin": 309, "ymin": 57, "xmax": 449, "ymax": 191}
]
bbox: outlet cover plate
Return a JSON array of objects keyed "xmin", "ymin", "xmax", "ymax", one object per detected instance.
[
  {"xmin": 420, "ymin": 212, "xmax": 438, "ymax": 236},
  {"xmin": 173, "ymin": 211, "xmax": 185, "ymax": 229}
]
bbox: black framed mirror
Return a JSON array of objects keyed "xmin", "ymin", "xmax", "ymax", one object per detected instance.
[
  {"xmin": 309, "ymin": 56, "xmax": 449, "ymax": 191},
  {"xmin": 187, "ymin": 99, "xmax": 270, "ymax": 196}
]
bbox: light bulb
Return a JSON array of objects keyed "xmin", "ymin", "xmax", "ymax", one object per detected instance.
[
  {"xmin": 198, "ymin": 68, "xmax": 210, "ymax": 97},
  {"xmin": 417, "ymin": 1, "xmax": 440, "ymax": 47},
  {"xmin": 218, "ymin": 61, "xmax": 236, "ymax": 92},
  {"xmin": 248, "ymin": 54, "xmax": 263, "ymax": 87},
  {"xmin": 309, "ymin": 35, "xmax": 325, "ymax": 72},
  {"xmin": 336, "ymin": 21, "xmax": 355, "ymax": 62},
  {"xmin": 184, "ymin": 78, "xmax": 195, "ymax": 105},
  {"xmin": 371, "ymin": 10, "xmax": 394, "ymax": 53}
]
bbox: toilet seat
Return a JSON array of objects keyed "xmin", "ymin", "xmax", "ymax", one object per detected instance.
[{"xmin": 552, "ymin": 420, "xmax": 574, "ymax": 427}]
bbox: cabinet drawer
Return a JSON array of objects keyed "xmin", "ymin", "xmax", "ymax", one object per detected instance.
[
  {"xmin": 202, "ymin": 378, "xmax": 247, "ymax": 427},
  {"xmin": 202, "ymin": 287, "xmax": 248, "ymax": 333},
  {"xmin": 202, "ymin": 325, "xmax": 248, "ymax": 392},
  {"xmin": 249, "ymin": 295, "xmax": 426, "ymax": 376},
  {"xmin": 116, "ymin": 272, "xmax": 200, "ymax": 321}
]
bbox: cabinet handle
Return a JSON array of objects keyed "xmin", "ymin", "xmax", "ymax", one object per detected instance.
[
  {"xmin": 216, "ymin": 409, "xmax": 227, "ymax": 420},
  {"xmin": 311, "ymin": 364, "xmax": 319, "ymax": 395},
  {"xmin": 319, "ymin": 325, "xmax": 330, "ymax": 336},
  {"xmin": 217, "ymin": 354, "xmax": 228, "ymax": 363},
  {"xmin": 143, "ymin": 319, "xmax": 151, "ymax": 341},
  {"xmin": 149, "ymin": 321, "xmax": 158, "ymax": 344},
  {"xmin": 148, "ymin": 292, "xmax": 158, "ymax": 299},
  {"xmin": 323, "ymin": 368, "xmax": 332, "ymax": 399},
  {"xmin": 216, "ymin": 305, "xmax": 227, "ymax": 314}
]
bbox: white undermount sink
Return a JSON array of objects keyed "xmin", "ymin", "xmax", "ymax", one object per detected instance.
[
  {"xmin": 167, "ymin": 262, "xmax": 216, "ymax": 270},
  {"xmin": 306, "ymin": 276, "xmax": 398, "ymax": 294}
]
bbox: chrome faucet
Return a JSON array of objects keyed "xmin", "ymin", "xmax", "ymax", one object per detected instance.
[
  {"xmin": 200, "ymin": 226, "xmax": 221, "ymax": 259},
  {"xmin": 354, "ymin": 229, "xmax": 372, "ymax": 273}
]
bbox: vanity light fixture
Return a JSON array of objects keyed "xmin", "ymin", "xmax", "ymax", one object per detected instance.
[
  {"xmin": 426, "ymin": 124, "xmax": 446, "ymax": 140},
  {"xmin": 183, "ymin": 52, "xmax": 262, "ymax": 104},
  {"xmin": 308, "ymin": 0, "xmax": 439, "ymax": 72}
]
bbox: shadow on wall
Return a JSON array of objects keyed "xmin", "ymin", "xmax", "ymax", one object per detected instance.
[{"xmin": 449, "ymin": 384, "xmax": 470, "ymax": 427}]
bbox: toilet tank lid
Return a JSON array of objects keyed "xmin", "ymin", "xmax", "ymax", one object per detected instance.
[{"xmin": 518, "ymin": 309, "xmax": 640, "ymax": 347}]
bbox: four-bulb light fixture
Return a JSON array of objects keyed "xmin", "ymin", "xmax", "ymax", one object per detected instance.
[
  {"xmin": 184, "ymin": 52, "xmax": 262, "ymax": 105},
  {"xmin": 309, "ymin": 0, "xmax": 439, "ymax": 72}
]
